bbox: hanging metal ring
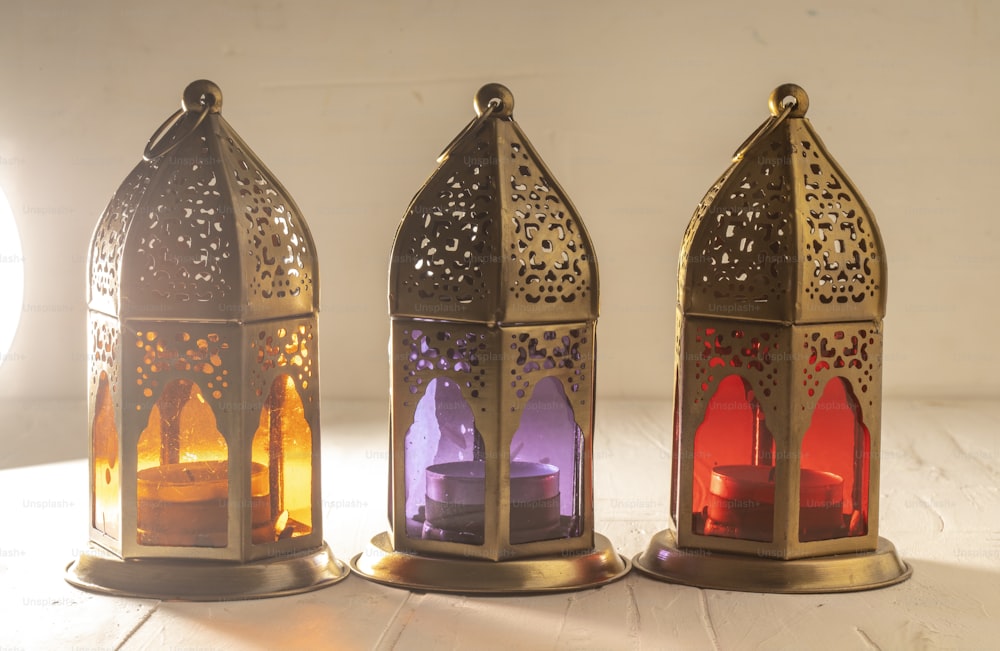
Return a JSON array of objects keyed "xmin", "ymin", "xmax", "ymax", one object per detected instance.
[
  {"xmin": 436, "ymin": 97, "xmax": 502, "ymax": 164},
  {"xmin": 143, "ymin": 80, "xmax": 223, "ymax": 162},
  {"xmin": 732, "ymin": 84, "xmax": 809, "ymax": 162},
  {"xmin": 142, "ymin": 106, "xmax": 210, "ymax": 162},
  {"xmin": 732, "ymin": 103, "xmax": 793, "ymax": 163}
]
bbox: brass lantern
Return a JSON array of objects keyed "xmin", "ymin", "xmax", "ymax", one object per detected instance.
[
  {"xmin": 635, "ymin": 84, "xmax": 911, "ymax": 592},
  {"xmin": 352, "ymin": 83, "xmax": 629, "ymax": 593},
  {"xmin": 66, "ymin": 80, "xmax": 348, "ymax": 599}
]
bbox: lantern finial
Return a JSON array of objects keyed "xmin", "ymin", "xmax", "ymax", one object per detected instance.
[
  {"xmin": 474, "ymin": 82, "xmax": 514, "ymax": 117},
  {"xmin": 769, "ymin": 83, "xmax": 808, "ymax": 117},
  {"xmin": 182, "ymin": 79, "xmax": 223, "ymax": 114}
]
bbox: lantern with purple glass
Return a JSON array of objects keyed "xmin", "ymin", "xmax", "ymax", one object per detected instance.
[{"xmin": 352, "ymin": 83, "xmax": 629, "ymax": 593}]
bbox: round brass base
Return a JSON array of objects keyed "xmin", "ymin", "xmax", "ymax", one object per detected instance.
[
  {"xmin": 634, "ymin": 529, "xmax": 911, "ymax": 593},
  {"xmin": 66, "ymin": 542, "xmax": 349, "ymax": 600},
  {"xmin": 351, "ymin": 531, "xmax": 630, "ymax": 594}
]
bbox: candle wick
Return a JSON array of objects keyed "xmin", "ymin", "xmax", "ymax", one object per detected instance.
[{"xmin": 183, "ymin": 468, "xmax": 196, "ymax": 482}]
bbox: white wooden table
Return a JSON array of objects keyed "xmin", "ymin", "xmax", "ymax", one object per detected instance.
[{"xmin": 1, "ymin": 398, "xmax": 998, "ymax": 650}]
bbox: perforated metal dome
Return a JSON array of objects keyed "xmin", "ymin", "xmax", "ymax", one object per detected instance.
[
  {"xmin": 88, "ymin": 80, "xmax": 318, "ymax": 323},
  {"xmin": 680, "ymin": 84, "xmax": 886, "ymax": 325},
  {"xmin": 389, "ymin": 83, "xmax": 598, "ymax": 326}
]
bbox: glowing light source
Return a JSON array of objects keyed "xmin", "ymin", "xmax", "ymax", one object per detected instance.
[{"xmin": 0, "ymin": 185, "xmax": 24, "ymax": 366}]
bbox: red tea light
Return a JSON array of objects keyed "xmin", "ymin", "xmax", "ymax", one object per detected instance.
[
  {"xmin": 137, "ymin": 460, "xmax": 271, "ymax": 547},
  {"xmin": 423, "ymin": 461, "xmax": 561, "ymax": 544},
  {"xmin": 704, "ymin": 465, "xmax": 844, "ymax": 542}
]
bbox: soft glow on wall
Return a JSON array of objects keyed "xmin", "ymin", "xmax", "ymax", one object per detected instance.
[{"xmin": 0, "ymin": 185, "xmax": 24, "ymax": 367}]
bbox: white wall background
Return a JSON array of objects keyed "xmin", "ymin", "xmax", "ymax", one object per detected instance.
[{"xmin": 0, "ymin": 0, "xmax": 997, "ymax": 403}]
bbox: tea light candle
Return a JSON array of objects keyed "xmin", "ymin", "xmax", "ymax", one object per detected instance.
[
  {"xmin": 137, "ymin": 460, "xmax": 271, "ymax": 547},
  {"xmin": 422, "ymin": 460, "xmax": 561, "ymax": 543},
  {"xmin": 704, "ymin": 465, "xmax": 844, "ymax": 541}
]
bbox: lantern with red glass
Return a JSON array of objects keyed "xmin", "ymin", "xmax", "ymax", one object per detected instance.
[
  {"xmin": 351, "ymin": 83, "xmax": 629, "ymax": 593},
  {"xmin": 66, "ymin": 80, "xmax": 348, "ymax": 599},
  {"xmin": 635, "ymin": 84, "xmax": 911, "ymax": 592}
]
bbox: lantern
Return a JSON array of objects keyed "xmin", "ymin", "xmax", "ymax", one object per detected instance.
[
  {"xmin": 66, "ymin": 80, "xmax": 348, "ymax": 599},
  {"xmin": 635, "ymin": 84, "xmax": 911, "ymax": 592},
  {"xmin": 352, "ymin": 83, "xmax": 629, "ymax": 593}
]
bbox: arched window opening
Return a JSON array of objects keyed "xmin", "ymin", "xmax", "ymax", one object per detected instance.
[
  {"xmin": 92, "ymin": 371, "xmax": 120, "ymax": 540},
  {"xmin": 252, "ymin": 374, "xmax": 313, "ymax": 543},
  {"xmin": 404, "ymin": 378, "xmax": 484, "ymax": 544},
  {"xmin": 136, "ymin": 380, "xmax": 228, "ymax": 547},
  {"xmin": 692, "ymin": 375, "xmax": 776, "ymax": 542},
  {"xmin": 509, "ymin": 376, "xmax": 583, "ymax": 544},
  {"xmin": 799, "ymin": 378, "xmax": 870, "ymax": 542}
]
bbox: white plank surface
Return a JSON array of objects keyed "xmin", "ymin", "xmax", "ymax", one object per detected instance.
[{"xmin": 0, "ymin": 398, "xmax": 998, "ymax": 650}]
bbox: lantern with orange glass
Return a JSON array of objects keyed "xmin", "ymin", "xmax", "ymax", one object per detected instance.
[
  {"xmin": 66, "ymin": 80, "xmax": 348, "ymax": 599},
  {"xmin": 635, "ymin": 84, "xmax": 911, "ymax": 592}
]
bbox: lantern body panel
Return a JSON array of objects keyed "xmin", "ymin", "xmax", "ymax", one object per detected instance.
[
  {"xmin": 674, "ymin": 316, "xmax": 881, "ymax": 559},
  {"xmin": 390, "ymin": 319, "xmax": 499, "ymax": 554},
  {"xmin": 502, "ymin": 322, "xmax": 594, "ymax": 546},
  {"xmin": 123, "ymin": 318, "xmax": 242, "ymax": 557},
  {"xmin": 389, "ymin": 318, "xmax": 595, "ymax": 561},
  {"xmin": 243, "ymin": 315, "xmax": 324, "ymax": 562},
  {"xmin": 89, "ymin": 312, "xmax": 322, "ymax": 563},
  {"xmin": 89, "ymin": 311, "xmax": 123, "ymax": 554}
]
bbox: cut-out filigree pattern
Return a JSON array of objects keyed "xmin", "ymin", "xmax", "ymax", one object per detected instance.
[
  {"xmin": 391, "ymin": 120, "xmax": 597, "ymax": 324},
  {"xmin": 800, "ymin": 327, "xmax": 879, "ymax": 409},
  {"xmin": 400, "ymin": 325, "xmax": 491, "ymax": 403},
  {"xmin": 394, "ymin": 136, "xmax": 496, "ymax": 311},
  {"xmin": 682, "ymin": 320, "xmax": 880, "ymax": 422},
  {"xmin": 799, "ymin": 139, "xmax": 881, "ymax": 308},
  {"xmin": 130, "ymin": 134, "xmax": 233, "ymax": 305},
  {"xmin": 88, "ymin": 166, "xmax": 150, "ymax": 315},
  {"xmin": 226, "ymin": 135, "xmax": 314, "ymax": 304},
  {"xmin": 249, "ymin": 321, "xmax": 316, "ymax": 402},
  {"xmin": 684, "ymin": 141, "xmax": 794, "ymax": 313},
  {"xmin": 90, "ymin": 313, "xmax": 121, "ymax": 398},
  {"xmin": 506, "ymin": 326, "xmax": 591, "ymax": 404},
  {"xmin": 682, "ymin": 119, "xmax": 883, "ymax": 323},
  {"xmin": 506, "ymin": 141, "xmax": 594, "ymax": 309},
  {"xmin": 132, "ymin": 328, "xmax": 233, "ymax": 409},
  {"xmin": 89, "ymin": 116, "xmax": 316, "ymax": 321},
  {"xmin": 689, "ymin": 324, "xmax": 783, "ymax": 407}
]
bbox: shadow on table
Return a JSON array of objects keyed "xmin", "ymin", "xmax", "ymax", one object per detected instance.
[
  {"xmin": 906, "ymin": 557, "xmax": 1000, "ymax": 596},
  {"xmin": 888, "ymin": 557, "xmax": 1000, "ymax": 645},
  {"xmin": 132, "ymin": 575, "xmax": 638, "ymax": 650}
]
